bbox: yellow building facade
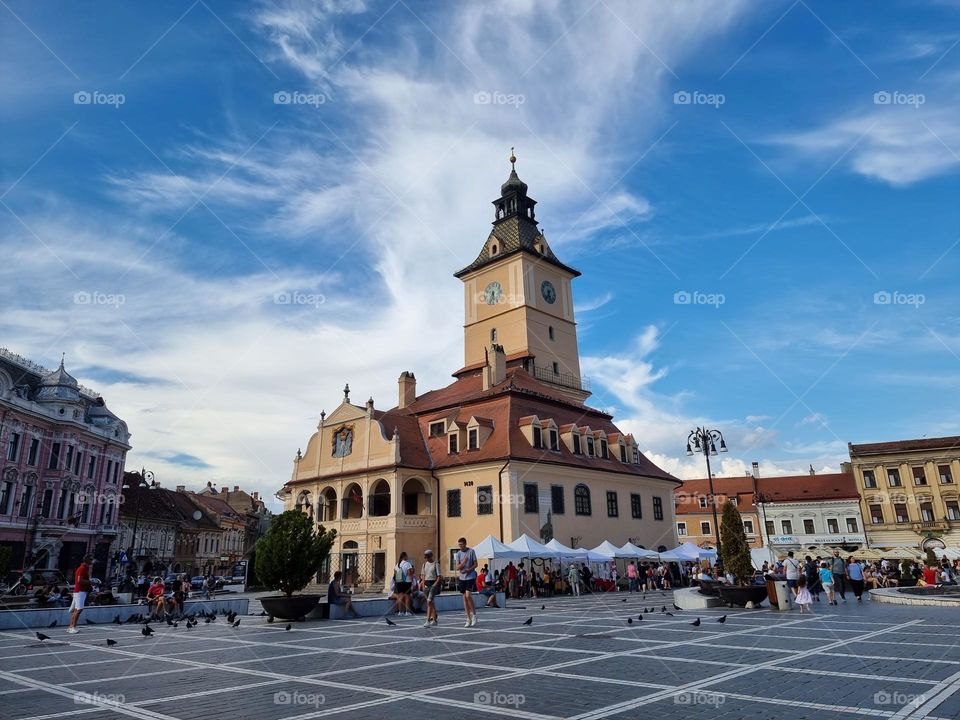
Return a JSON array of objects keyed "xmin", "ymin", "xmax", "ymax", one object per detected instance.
[
  {"xmin": 849, "ymin": 436, "xmax": 960, "ymax": 550},
  {"xmin": 281, "ymin": 155, "xmax": 680, "ymax": 591}
]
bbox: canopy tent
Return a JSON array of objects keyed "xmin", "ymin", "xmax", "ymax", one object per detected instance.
[
  {"xmin": 589, "ymin": 540, "xmax": 635, "ymax": 559},
  {"xmin": 659, "ymin": 542, "xmax": 718, "ymax": 562},
  {"xmin": 618, "ymin": 542, "xmax": 660, "ymax": 560},
  {"xmin": 933, "ymin": 548, "xmax": 960, "ymax": 561},
  {"xmin": 544, "ymin": 539, "xmax": 589, "ymax": 561},
  {"xmin": 750, "ymin": 547, "xmax": 775, "ymax": 570},
  {"xmin": 507, "ymin": 534, "xmax": 560, "ymax": 558},
  {"xmin": 577, "ymin": 548, "xmax": 616, "ymax": 563},
  {"xmin": 473, "ymin": 534, "xmax": 526, "ymax": 560}
]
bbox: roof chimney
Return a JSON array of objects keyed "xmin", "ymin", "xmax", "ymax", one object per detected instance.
[
  {"xmin": 809, "ymin": 464, "xmax": 816, "ymax": 476},
  {"xmin": 482, "ymin": 344, "xmax": 507, "ymax": 390},
  {"xmin": 398, "ymin": 371, "xmax": 416, "ymax": 408},
  {"xmin": 840, "ymin": 461, "xmax": 852, "ymax": 474},
  {"xmin": 233, "ymin": 485, "xmax": 239, "ymax": 493},
  {"xmin": 751, "ymin": 461, "xmax": 760, "ymax": 479},
  {"xmin": 176, "ymin": 485, "xmax": 185, "ymax": 492}
]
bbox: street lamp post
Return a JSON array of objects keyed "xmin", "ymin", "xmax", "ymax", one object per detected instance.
[
  {"xmin": 122, "ymin": 468, "xmax": 157, "ymax": 570},
  {"xmin": 753, "ymin": 490, "xmax": 773, "ymax": 563},
  {"xmin": 686, "ymin": 427, "xmax": 728, "ymax": 561}
]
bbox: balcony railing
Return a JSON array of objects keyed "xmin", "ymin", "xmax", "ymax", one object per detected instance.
[{"xmin": 532, "ymin": 364, "xmax": 591, "ymax": 391}]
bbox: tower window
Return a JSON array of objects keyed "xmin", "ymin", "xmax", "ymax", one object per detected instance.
[
  {"xmin": 491, "ymin": 328, "xmax": 497, "ymax": 343},
  {"xmin": 491, "ymin": 244, "xmax": 498, "ymax": 255},
  {"xmin": 548, "ymin": 326, "xmax": 554, "ymax": 341}
]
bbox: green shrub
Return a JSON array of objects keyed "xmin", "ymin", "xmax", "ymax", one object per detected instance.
[
  {"xmin": 719, "ymin": 500, "xmax": 753, "ymax": 584},
  {"xmin": 254, "ymin": 510, "xmax": 336, "ymax": 597}
]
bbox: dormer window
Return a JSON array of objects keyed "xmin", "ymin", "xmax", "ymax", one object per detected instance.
[
  {"xmin": 491, "ymin": 243, "xmax": 498, "ymax": 255},
  {"xmin": 572, "ymin": 434, "xmax": 582, "ymax": 454},
  {"xmin": 429, "ymin": 421, "xmax": 445, "ymax": 437},
  {"xmin": 586, "ymin": 435, "xmax": 595, "ymax": 456},
  {"xmin": 532, "ymin": 425, "xmax": 543, "ymax": 449},
  {"xmin": 549, "ymin": 429, "xmax": 559, "ymax": 451},
  {"xmin": 468, "ymin": 428, "xmax": 479, "ymax": 450},
  {"xmin": 448, "ymin": 433, "xmax": 458, "ymax": 453},
  {"xmin": 600, "ymin": 438, "xmax": 608, "ymax": 459},
  {"xmin": 619, "ymin": 443, "xmax": 627, "ymax": 462}
]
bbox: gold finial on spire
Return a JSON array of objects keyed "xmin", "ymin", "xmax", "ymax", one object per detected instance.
[{"xmin": 509, "ymin": 147, "xmax": 516, "ymax": 170}]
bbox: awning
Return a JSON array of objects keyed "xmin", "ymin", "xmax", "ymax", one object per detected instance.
[
  {"xmin": 473, "ymin": 534, "xmax": 526, "ymax": 560},
  {"xmin": 659, "ymin": 542, "xmax": 717, "ymax": 562},
  {"xmin": 589, "ymin": 540, "xmax": 635, "ymax": 559},
  {"xmin": 544, "ymin": 539, "xmax": 588, "ymax": 560},
  {"xmin": 618, "ymin": 542, "xmax": 660, "ymax": 560}
]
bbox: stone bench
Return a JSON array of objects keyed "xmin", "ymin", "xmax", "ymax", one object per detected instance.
[
  {"xmin": 327, "ymin": 591, "xmax": 505, "ymax": 619},
  {"xmin": 0, "ymin": 597, "xmax": 250, "ymax": 631},
  {"xmin": 672, "ymin": 586, "xmax": 725, "ymax": 611}
]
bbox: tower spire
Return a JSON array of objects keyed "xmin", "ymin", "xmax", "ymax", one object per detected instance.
[{"xmin": 509, "ymin": 147, "xmax": 516, "ymax": 171}]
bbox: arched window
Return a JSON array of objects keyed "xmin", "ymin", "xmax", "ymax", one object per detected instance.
[
  {"xmin": 342, "ymin": 483, "xmax": 363, "ymax": 519},
  {"xmin": 574, "ymin": 484, "xmax": 591, "ymax": 516},
  {"xmin": 320, "ymin": 487, "xmax": 338, "ymax": 522},
  {"xmin": 370, "ymin": 479, "xmax": 391, "ymax": 517},
  {"xmin": 402, "ymin": 477, "xmax": 430, "ymax": 515},
  {"xmin": 491, "ymin": 244, "xmax": 498, "ymax": 255}
]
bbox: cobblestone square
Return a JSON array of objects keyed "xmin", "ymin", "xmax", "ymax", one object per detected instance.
[{"xmin": 1, "ymin": 592, "xmax": 958, "ymax": 720}]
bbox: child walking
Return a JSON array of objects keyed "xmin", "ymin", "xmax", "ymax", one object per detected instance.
[
  {"xmin": 819, "ymin": 562, "xmax": 836, "ymax": 606},
  {"xmin": 795, "ymin": 575, "xmax": 813, "ymax": 613}
]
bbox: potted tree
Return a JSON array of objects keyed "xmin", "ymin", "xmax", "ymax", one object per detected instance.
[
  {"xmin": 715, "ymin": 500, "xmax": 768, "ymax": 608},
  {"xmin": 255, "ymin": 510, "xmax": 336, "ymax": 620}
]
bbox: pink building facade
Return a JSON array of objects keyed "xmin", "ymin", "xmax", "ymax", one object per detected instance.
[{"xmin": 0, "ymin": 348, "xmax": 131, "ymax": 579}]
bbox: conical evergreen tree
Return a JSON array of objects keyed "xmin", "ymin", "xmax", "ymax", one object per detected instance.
[{"xmin": 720, "ymin": 500, "xmax": 753, "ymax": 584}]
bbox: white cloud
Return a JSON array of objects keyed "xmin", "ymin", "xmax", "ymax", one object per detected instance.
[{"xmin": 4, "ymin": 1, "xmax": 754, "ymax": 509}]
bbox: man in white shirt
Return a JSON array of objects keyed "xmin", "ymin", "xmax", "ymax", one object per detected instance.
[
  {"xmin": 784, "ymin": 551, "xmax": 801, "ymax": 605},
  {"xmin": 394, "ymin": 552, "xmax": 414, "ymax": 616}
]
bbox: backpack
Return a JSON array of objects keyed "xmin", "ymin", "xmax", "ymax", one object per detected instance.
[{"xmin": 394, "ymin": 564, "xmax": 405, "ymax": 582}]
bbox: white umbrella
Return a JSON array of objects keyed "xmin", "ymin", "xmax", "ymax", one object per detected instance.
[
  {"xmin": 545, "ymin": 539, "xmax": 588, "ymax": 560},
  {"xmin": 507, "ymin": 534, "xmax": 561, "ymax": 558},
  {"xmin": 473, "ymin": 534, "xmax": 525, "ymax": 560},
  {"xmin": 618, "ymin": 541, "xmax": 660, "ymax": 560},
  {"xmin": 589, "ymin": 540, "xmax": 634, "ymax": 559}
]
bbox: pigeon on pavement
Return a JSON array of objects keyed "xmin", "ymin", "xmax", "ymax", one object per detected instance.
[
  {"xmin": 48, "ymin": 620, "xmax": 57, "ymax": 628},
  {"xmin": 106, "ymin": 639, "xmax": 117, "ymax": 646},
  {"xmin": 385, "ymin": 617, "xmax": 397, "ymax": 626},
  {"xmin": 35, "ymin": 632, "xmax": 50, "ymax": 642},
  {"xmin": 522, "ymin": 617, "xmax": 533, "ymax": 626},
  {"xmin": 285, "ymin": 624, "xmax": 292, "ymax": 631},
  {"xmin": 141, "ymin": 626, "xmax": 155, "ymax": 637},
  {"xmin": 232, "ymin": 619, "xmax": 241, "ymax": 627},
  {"xmin": 717, "ymin": 615, "xmax": 727, "ymax": 624},
  {"xmin": 540, "ymin": 605, "xmax": 545, "ymax": 611},
  {"xmin": 627, "ymin": 618, "xmax": 633, "ymax": 625},
  {"xmin": 690, "ymin": 618, "xmax": 701, "ymax": 627}
]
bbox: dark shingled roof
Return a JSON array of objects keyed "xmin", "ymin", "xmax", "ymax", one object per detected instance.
[{"xmin": 454, "ymin": 215, "xmax": 580, "ymax": 278}]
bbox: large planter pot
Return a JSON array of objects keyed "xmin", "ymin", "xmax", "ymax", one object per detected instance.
[
  {"xmin": 259, "ymin": 594, "xmax": 321, "ymax": 620},
  {"xmin": 716, "ymin": 584, "xmax": 768, "ymax": 608}
]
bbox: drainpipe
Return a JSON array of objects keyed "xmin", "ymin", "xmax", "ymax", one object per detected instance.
[{"xmin": 497, "ymin": 460, "xmax": 509, "ymax": 542}]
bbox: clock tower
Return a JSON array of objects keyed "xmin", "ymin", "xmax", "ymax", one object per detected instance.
[{"xmin": 455, "ymin": 151, "xmax": 588, "ymax": 401}]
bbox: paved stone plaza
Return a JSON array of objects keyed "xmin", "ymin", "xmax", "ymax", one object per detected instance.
[{"xmin": 1, "ymin": 592, "xmax": 958, "ymax": 720}]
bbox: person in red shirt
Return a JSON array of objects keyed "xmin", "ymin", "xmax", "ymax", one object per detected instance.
[
  {"xmin": 67, "ymin": 554, "xmax": 94, "ymax": 634},
  {"xmin": 922, "ymin": 564, "xmax": 939, "ymax": 586},
  {"xmin": 146, "ymin": 577, "xmax": 167, "ymax": 619},
  {"xmin": 476, "ymin": 566, "xmax": 487, "ymax": 592}
]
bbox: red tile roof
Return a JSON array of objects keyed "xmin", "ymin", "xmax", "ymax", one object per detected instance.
[
  {"xmin": 756, "ymin": 472, "xmax": 858, "ymax": 502},
  {"xmin": 291, "ymin": 367, "xmax": 677, "ymax": 485}
]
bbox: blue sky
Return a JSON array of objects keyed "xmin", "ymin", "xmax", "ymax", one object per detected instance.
[{"xmin": 3, "ymin": 1, "xmax": 960, "ymax": 505}]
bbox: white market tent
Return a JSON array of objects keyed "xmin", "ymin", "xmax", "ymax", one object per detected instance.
[
  {"xmin": 618, "ymin": 542, "xmax": 660, "ymax": 560},
  {"xmin": 507, "ymin": 534, "xmax": 560, "ymax": 558},
  {"xmin": 577, "ymin": 548, "xmax": 614, "ymax": 563},
  {"xmin": 545, "ymin": 539, "xmax": 589, "ymax": 561},
  {"xmin": 659, "ymin": 542, "xmax": 717, "ymax": 562},
  {"xmin": 473, "ymin": 534, "xmax": 526, "ymax": 560},
  {"xmin": 590, "ymin": 540, "xmax": 635, "ymax": 559}
]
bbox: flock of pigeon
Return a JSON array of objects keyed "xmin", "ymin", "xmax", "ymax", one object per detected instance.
[{"xmin": 33, "ymin": 608, "xmax": 263, "ymax": 646}]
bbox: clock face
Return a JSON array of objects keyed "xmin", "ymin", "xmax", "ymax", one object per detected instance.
[
  {"xmin": 541, "ymin": 280, "xmax": 557, "ymax": 304},
  {"xmin": 483, "ymin": 281, "xmax": 503, "ymax": 305}
]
